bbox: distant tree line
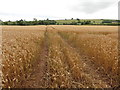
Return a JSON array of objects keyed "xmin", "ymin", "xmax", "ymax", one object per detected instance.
[
  {"xmin": 0, "ymin": 19, "xmax": 57, "ymax": 25},
  {"xmin": 0, "ymin": 18, "xmax": 120, "ymax": 26}
]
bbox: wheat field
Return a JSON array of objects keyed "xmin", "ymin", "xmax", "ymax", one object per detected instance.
[{"xmin": 1, "ymin": 25, "xmax": 119, "ymax": 88}]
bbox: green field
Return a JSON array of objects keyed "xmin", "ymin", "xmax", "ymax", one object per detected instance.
[{"xmin": 56, "ymin": 19, "xmax": 119, "ymax": 25}]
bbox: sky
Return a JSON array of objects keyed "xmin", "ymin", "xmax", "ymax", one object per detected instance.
[{"xmin": 0, "ymin": 0, "xmax": 119, "ymax": 21}]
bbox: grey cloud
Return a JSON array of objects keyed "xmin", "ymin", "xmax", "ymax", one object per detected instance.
[{"xmin": 72, "ymin": 1, "xmax": 114, "ymax": 14}]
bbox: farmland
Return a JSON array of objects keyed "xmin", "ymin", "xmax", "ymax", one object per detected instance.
[{"xmin": 2, "ymin": 25, "xmax": 119, "ymax": 88}]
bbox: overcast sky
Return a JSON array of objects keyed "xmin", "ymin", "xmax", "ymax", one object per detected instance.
[{"xmin": 0, "ymin": 0, "xmax": 119, "ymax": 21}]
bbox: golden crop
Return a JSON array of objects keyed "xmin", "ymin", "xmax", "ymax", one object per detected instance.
[
  {"xmin": 2, "ymin": 26, "xmax": 45, "ymax": 88},
  {"xmin": 2, "ymin": 25, "xmax": 119, "ymax": 88},
  {"xmin": 0, "ymin": 25, "xmax": 2, "ymax": 88}
]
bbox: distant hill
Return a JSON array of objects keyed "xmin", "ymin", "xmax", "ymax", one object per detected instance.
[{"xmin": 55, "ymin": 19, "xmax": 119, "ymax": 25}]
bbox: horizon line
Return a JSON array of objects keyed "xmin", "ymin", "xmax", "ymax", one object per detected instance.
[{"xmin": 0, "ymin": 18, "xmax": 118, "ymax": 22}]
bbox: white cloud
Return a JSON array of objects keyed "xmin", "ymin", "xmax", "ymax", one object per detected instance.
[{"xmin": 0, "ymin": 0, "xmax": 119, "ymax": 21}]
